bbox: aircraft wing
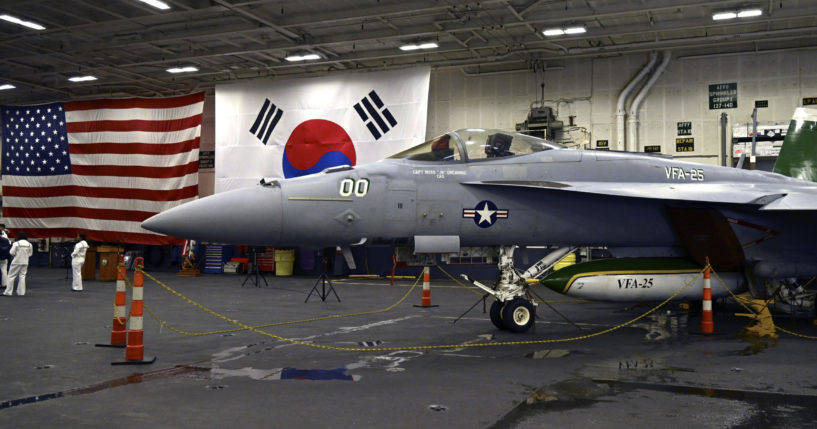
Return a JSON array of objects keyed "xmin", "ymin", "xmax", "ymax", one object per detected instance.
[{"xmin": 467, "ymin": 180, "xmax": 817, "ymax": 210}]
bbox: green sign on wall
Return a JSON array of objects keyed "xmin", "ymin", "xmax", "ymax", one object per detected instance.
[{"xmin": 709, "ymin": 83, "xmax": 737, "ymax": 109}]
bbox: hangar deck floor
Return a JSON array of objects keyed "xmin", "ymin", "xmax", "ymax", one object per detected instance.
[{"xmin": 1, "ymin": 266, "xmax": 817, "ymax": 428}]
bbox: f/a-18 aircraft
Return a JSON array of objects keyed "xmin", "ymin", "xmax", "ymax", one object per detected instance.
[{"xmin": 143, "ymin": 107, "xmax": 817, "ymax": 333}]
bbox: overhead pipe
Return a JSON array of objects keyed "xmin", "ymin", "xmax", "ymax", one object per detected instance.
[
  {"xmin": 615, "ymin": 52, "xmax": 658, "ymax": 151},
  {"xmin": 627, "ymin": 51, "xmax": 671, "ymax": 152}
]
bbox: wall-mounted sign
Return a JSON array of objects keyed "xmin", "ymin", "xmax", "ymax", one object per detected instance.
[
  {"xmin": 198, "ymin": 150, "xmax": 215, "ymax": 169},
  {"xmin": 677, "ymin": 122, "xmax": 692, "ymax": 136},
  {"xmin": 644, "ymin": 145, "xmax": 661, "ymax": 153},
  {"xmin": 709, "ymin": 83, "xmax": 737, "ymax": 109},
  {"xmin": 675, "ymin": 138, "xmax": 694, "ymax": 152},
  {"xmin": 804, "ymin": 97, "xmax": 817, "ymax": 106},
  {"xmin": 596, "ymin": 140, "xmax": 609, "ymax": 150},
  {"xmin": 755, "ymin": 100, "xmax": 768, "ymax": 108}
]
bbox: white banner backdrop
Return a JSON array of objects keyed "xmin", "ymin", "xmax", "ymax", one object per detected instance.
[{"xmin": 215, "ymin": 66, "xmax": 430, "ymax": 192}]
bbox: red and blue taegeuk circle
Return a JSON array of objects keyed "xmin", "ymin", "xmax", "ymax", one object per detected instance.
[{"xmin": 282, "ymin": 119, "xmax": 357, "ymax": 178}]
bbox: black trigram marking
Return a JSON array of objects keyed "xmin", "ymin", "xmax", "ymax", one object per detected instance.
[
  {"xmin": 353, "ymin": 90, "xmax": 397, "ymax": 140},
  {"xmin": 249, "ymin": 99, "xmax": 284, "ymax": 145}
]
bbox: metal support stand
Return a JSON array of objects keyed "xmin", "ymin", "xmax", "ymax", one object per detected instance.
[
  {"xmin": 305, "ymin": 257, "xmax": 340, "ymax": 302},
  {"xmin": 241, "ymin": 250, "xmax": 268, "ymax": 288},
  {"xmin": 451, "ymin": 293, "xmax": 490, "ymax": 325},
  {"xmin": 111, "ymin": 356, "xmax": 157, "ymax": 365},
  {"xmin": 95, "ymin": 343, "xmax": 126, "ymax": 349}
]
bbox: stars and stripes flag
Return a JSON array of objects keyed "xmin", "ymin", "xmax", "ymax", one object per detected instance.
[{"xmin": 1, "ymin": 93, "xmax": 204, "ymax": 245}]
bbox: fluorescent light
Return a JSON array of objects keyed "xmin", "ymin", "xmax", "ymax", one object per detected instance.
[
  {"xmin": 0, "ymin": 14, "xmax": 46, "ymax": 30},
  {"xmin": 738, "ymin": 9, "xmax": 762, "ymax": 18},
  {"xmin": 713, "ymin": 8, "xmax": 762, "ymax": 21},
  {"xmin": 0, "ymin": 84, "xmax": 15, "ymax": 90},
  {"xmin": 285, "ymin": 54, "xmax": 321, "ymax": 62},
  {"xmin": 139, "ymin": 0, "xmax": 171, "ymax": 10},
  {"xmin": 399, "ymin": 42, "xmax": 438, "ymax": 51},
  {"xmin": 713, "ymin": 12, "xmax": 737, "ymax": 20},
  {"xmin": 167, "ymin": 66, "xmax": 198, "ymax": 73},
  {"xmin": 544, "ymin": 27, "xmax": 586, "ymax": 36},
  {"xmin": 68, "ymin": 76, "xmax": 98, "ymax": 82}
]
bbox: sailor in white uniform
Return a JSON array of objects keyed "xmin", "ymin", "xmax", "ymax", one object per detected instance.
[
  {"xmin": 71, "ymin": 232, "xmax": 89, "ymax": 292},
  {"xmin": 4, "ymin": 232, "xmax": 33, "ymax": 296}
]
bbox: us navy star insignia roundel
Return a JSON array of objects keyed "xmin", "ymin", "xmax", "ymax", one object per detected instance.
[{"xmin": 462, "ymin": 200, "xmax": 509, "ymax": 228}]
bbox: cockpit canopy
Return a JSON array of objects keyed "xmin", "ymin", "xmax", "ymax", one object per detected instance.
[{"xmin": 389, "ymin": 128, "xmax": 562, "ymax": 162}]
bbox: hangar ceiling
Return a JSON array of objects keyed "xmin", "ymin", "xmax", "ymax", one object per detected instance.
[{"xmin": 1, "ymin": 0, "xmax": 816, "ymax": 104}]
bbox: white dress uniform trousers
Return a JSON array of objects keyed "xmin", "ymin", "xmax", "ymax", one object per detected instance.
[
  {"xmin": 71, "ymin": 240, "xmax": 89, "ymax": 291},
  {"xmin": 5, "ymin": 240, "xmax": 33, "ymax": 296}
]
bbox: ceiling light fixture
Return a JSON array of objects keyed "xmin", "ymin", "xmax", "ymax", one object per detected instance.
[
  {"xmin": 399, "ymin": 42, "xmax": 439, "ymax": 51},
  {"xmin": 712, "ymin": 12, "xmax": 738, "ymax": 20},
  {"xmin": 139, "ymin": 0, "xmax": 171, "ymax": 10},
  {"xmin": 167, "ymin": 66, "xmax": 199, "ymax": 73},
  {"xmin": 543, "ymin": 26, "xmax": 586, "ymax": 37},
  {"xmin": 0, "ymin": 84, "xmax": 15, "ymax": 90},
  {"xmin": 737, "ymin": 9, "xmax": 763, "ymax": 18},
  {"xmin": 713, "ymin": 8, "xmax": 762, "ymax": 21},
  {"xmin": 285, "ymin": 53, "xmax": 321, "ymax": 62},
  {"xmin": 0, "ymin": 14, "xmax": 46, "ymax": 30},
  {"xmin": 68, "ymin": 75, "xmax": 98, "ymax": 82}
]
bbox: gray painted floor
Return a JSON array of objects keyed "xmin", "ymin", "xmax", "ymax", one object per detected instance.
[{"xmin": 1, "ymin": 265, "xmax": 817, "ymax": 428}]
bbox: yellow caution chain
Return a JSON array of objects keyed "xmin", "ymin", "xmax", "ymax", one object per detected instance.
[
  {"xmin": 140, "ymin": 270, "xmax": 423, "ymax": 337},
  {"xmin": 434, "ymin": 265, "xmax": 486, "ymax": 297},
  {"xmin": 134, "ymin": 265, "xmax": 705, "ymax": 352},
  {"xmin": 711, "ymin": 268, "xmax": 817, "ymax": 340}
]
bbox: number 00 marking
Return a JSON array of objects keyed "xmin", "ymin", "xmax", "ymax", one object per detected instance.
[
  {"xmin": 354, "ymin": 178, "xmax": 369, "ymax": 197},
  {"xmin": 340, "ymin": 178, "xmax": 369, "ymax": 197}
]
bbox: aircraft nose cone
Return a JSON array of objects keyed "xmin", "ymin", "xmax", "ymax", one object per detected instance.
[{"xmin": 142, "ymin": 185, "xmax": 283, "ymax": 245}]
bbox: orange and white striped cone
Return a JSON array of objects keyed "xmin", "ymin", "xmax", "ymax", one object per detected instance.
[
  {"xmin": 414, "ymin": 266, "xmax": 438, "ymax": 308},
  {"xmin": 701, "ymin": 261, "xmax": 714, "ymax": 334},
  {"xmin": 113, "ymin": 257, "xmax": 155, "ymax": 365},
  {"xmin": 96, "ymin": 255, "xmax": 128, "ymax": 349}
]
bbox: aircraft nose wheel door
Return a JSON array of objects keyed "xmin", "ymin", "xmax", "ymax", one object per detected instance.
[{"xmin": 501, "ymin": 298, "xmax": 535, "ymax": 333}]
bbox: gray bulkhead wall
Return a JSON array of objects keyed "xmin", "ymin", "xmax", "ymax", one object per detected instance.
[
  {"xmin": 427, "ymin": 50, "xmax": 817, "ymax": 166},
  {"xmin": 195, "ymin": 50, "xmax": 817, "ymax": 198}
]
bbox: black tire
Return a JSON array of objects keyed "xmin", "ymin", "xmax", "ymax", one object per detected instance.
[
  {"xmin": 490, "ymin": 300, "xmax": 505, "ymax": 330},
  {"xmin": 501, "ymin": 298, "xmax": 535, "ymax": 333}
]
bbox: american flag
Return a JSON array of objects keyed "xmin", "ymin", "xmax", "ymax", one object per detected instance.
[{"xmin": 1, "ymin": 93, "xmax": 204, "ymax": 245}]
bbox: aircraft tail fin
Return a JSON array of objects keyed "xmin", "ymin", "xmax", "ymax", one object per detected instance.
[{"xmin": 772, "ymin": 107, "xmax": 817, "ymax": 181}]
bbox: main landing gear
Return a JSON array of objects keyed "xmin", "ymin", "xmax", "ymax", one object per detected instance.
[{"xmin": 462, "ymin": 245, "xmax": 575, "ymax": 333}]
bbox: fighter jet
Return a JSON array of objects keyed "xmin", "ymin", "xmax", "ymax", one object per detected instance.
[{"xmin": 143, "ymin": 107, "xmax": 817, "ymax": 333}]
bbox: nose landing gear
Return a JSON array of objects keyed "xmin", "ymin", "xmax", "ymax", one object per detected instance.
[{"xmin": 462, "ymin": 245, "xmax": 576, "ymax": 333}]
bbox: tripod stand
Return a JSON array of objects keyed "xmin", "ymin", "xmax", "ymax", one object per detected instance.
[
  {"xmin": 305, "ymin": 255, "xmax": 340, "ymax": 302},
  {"xmin": 241, "ymin": 249, "xmax": 268, "ymax": 287}
]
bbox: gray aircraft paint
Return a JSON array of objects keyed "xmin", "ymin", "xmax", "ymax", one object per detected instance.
[{"xmin": 143, "ymin": 109, "xmax": 817, "ymax": 279}]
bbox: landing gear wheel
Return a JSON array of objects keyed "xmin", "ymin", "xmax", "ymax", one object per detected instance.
[
  {"xmin": 490, "ymin": 300, "xmax": 506, "ymax": 330},
  {"xmin": 501, "ymin": 298, "xmax": 535, "ymax": 333}
]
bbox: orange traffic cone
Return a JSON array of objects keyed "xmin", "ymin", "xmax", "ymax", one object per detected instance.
[
  {"xmin": 95, "ymin": 255, "xmax": 127, "ymax": 349},
  {"xmin": 414, "ymin": 266, "xmax": 438, "ymax": 308},
  {"xmin": 701, "ymin": 259, "xmax": 714, "ymax": 334},
  {"xmin": 113, "ymin": 257, "xmax": 155, "ymax": 365}
]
